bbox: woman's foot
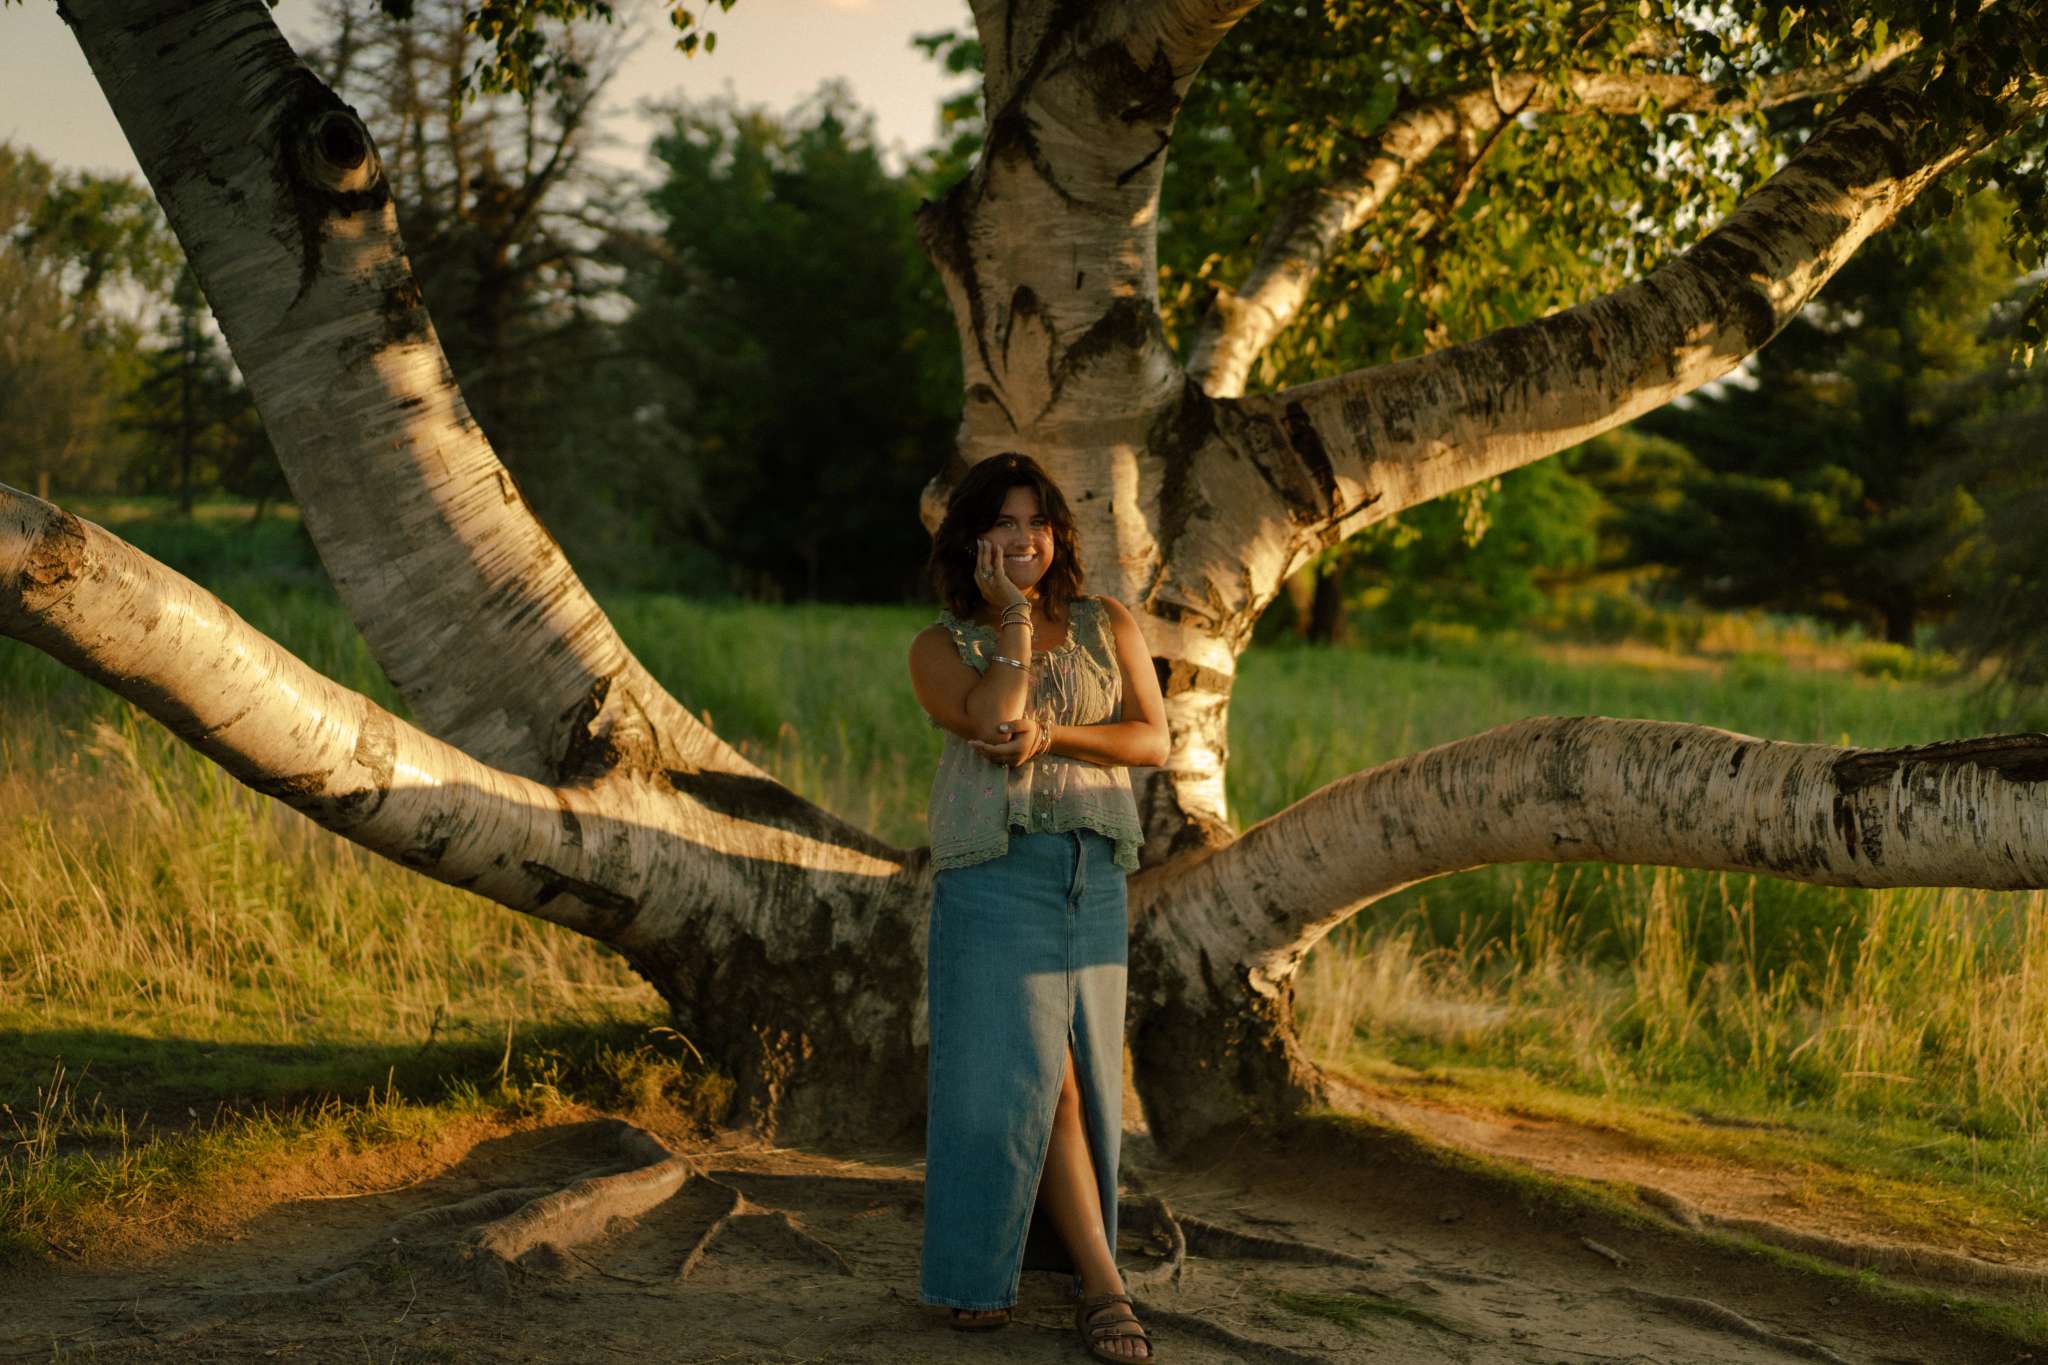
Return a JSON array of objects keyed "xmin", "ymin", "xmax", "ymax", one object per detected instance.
[
  {"xmin": 1077, "ymin": 1291, "xmax": 1153, "ymax": 1361},
  {"xmin": 949, "ymin": 1306, "xmax": 1011, "ymax": 1331}
]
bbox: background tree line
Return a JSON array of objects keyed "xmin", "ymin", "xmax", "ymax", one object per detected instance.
[{"xmin": 3, "ymin": 3, "xmax": 2044, "ymax": 674}]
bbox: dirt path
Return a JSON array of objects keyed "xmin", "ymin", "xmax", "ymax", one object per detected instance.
[{"xmin": 0, "ymin": 1105, "xmax": 2035, "ymax": 1364}]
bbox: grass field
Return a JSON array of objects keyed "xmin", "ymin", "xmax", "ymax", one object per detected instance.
[{"xmin": 3, "ymin": 502, "xmax": 2044, "ymax": 1264}]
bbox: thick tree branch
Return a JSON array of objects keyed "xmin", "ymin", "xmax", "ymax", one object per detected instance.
[
  {"xmin": 0, "ymin": 486, "xmax": 916, "ymax": 956},
  {"xmin": 1229, "ymin": 69, "xmax": 2047, "ymax": 539},
  {"xmin": 1134, "ymin": 716, "xmax": 2048, "ymax": 1003},
  {"xmin": 61, "ymin": 0, "xmax": 741, "ymax": 788},
  {"xmin": 1188, "ymin": 46, "xmax": 1914, "ymax": 398},
  {"xmin": 1133, "ymin": 0, "xmax": 1265, "ymax": 79}
]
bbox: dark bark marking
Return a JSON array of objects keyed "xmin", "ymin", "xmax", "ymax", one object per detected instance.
[
  {"xmin": 1150, "ymin": 377, "xmax": 1221, "ymax": 556},
  {"xmin": 16, "ymin": 507, "xmax": 88, "ymax": 613},
  {"xmin": 330, "ymin": 706, "xmax": 396, "ymax": 824},
  {"xmin": 556, "ymin": 675, "xmax": 622, "ymax": 783},
  {"xmin": 1073, "ymin": 38, "xmax": 1181, "ymax": 127},
  {"xmin": 1727, "ymin": 745, "xmax": 1749, "ymax": 779},
  {"xmin": 965, "ymin": 382, "xmax": 1016, "ymax": 432},
  {"xmin": 1534, "ymin": 717, "xmax": 1592, "ymax": 805},
  {"xmin": 1834, "ymin": 735, "xmax": 2048, "ymax": 794},
  {"xmin": 397, "ymin": 809, "xmax": 459, "ymax": 868},
  {"xmin": 1049, "ymin": 295, "xmax": 1165, "ymax": 408},
  {"xmin": 985, "ymin": 108, "xmax": 1087, "ymax": 212},
  {"xmin": 269, "ymin": 71, "xmax": 394, "ymax": 307},
  {"xmin": 556, "ymin": 793, "xmax": 584, "ymax": 851},
  {"xmin": 1115, "ymin": 133, "xmax": 1171, "ymax": 189},
  {"xmin": 250, "ymin": 769, "xmax": 329, "ymax": 802},
  {"xmin": 1281, "ymin": 402, "xmax": 1339, "ymax": 514},
  {"xmin": 1000, "ymin": 284, "xmax": 1045, "ymax": 375},
  {"xmin": 914, "ymin": 183, "xmax": 995, "ymax": 385},
  {"xmin": 1223, "ymin": 402, "xmax": 1337, "ymax": 527},
  {"xmin": 380, "ymin": 276, "xmax": 430, "ymax": 347},
  {"xmin": 1687, "ymin": 235, "xmax": 1783, "ymax": 352},
  {"xmin": 1832, "ymin": 793, "xmax": 1861, "ymax": 862},
  {"xmin": 1154, "ymin": 656, "xmax": 1233, "ymax": 697},
  {"xmin": 521, "ymin": 860, "xmax": 639, "ymax": 932}
]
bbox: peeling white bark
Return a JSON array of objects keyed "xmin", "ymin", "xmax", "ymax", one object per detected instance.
[
  {"xmin": 1188, "ymin": 48, "xmax": 1915, "ymax": 399},
  {"xmin": 37, "ymin": 0, "xmax": 2048, "ymax": 1153},
  {"xmin": 0, "ymin": 483, "xmax": 927, "ymax": 1133},
  {"xmin": 1142, "ymin": 715, "xmax": 2048, "ymax": 981},
  {"xmin": 1125, "ymin": 716, "xmax": 2048, "ymax": 1142},
  {"xmin": 1233, "ymin": 70, "xmax": 2048, "ymax": 540},
  {"xmin": 61, "ymin": 0, "xmax": 741, "ymax": 786}
]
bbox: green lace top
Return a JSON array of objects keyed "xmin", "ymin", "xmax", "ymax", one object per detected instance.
[{"xmin": 926, "ymin": 595, "xmax": 1144, "ymax": 873}]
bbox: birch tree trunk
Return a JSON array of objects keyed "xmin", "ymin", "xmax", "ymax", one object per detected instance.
[{"xmin": 12, "ymin": 0, "xmax": 2045, "ymax": 1156}]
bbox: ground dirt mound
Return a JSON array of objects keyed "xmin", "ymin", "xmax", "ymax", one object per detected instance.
[{"xmin": 0, "ymin": 1108, "xmax": 2035, "ymax": 1364}]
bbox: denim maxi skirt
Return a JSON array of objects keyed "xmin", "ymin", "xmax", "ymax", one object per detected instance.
[{"xmin": 920, "ymin": 827, "xmax": 1128, "ymax": 1309}]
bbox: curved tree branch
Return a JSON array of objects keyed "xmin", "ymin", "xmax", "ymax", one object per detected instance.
[
  {"xmin": 1134, "ymin": 716, "xmax": 2048, "ymax": 1001},
  {"xmin": 1224, "ymin": 66, "xmax": 2047, "ymax": 543},
  {"xmin": 0, "ymin": 485, "xmax": 917, "ymax": 957},
  {"xmin": 1188, "ymin": 46, "xmax": 1916, "ymax": 398},
  {"xmin": 60, "ymin": 0, "xmax": 745, "ymax": 788},
  {"xmin": 1134, "ymin": 0, "xmax": 1266, "ymax": 78}
]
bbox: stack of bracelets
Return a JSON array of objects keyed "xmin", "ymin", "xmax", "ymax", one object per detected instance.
[{"xmin": 992, "ymin": 601, "xmax": 1054, "ymax": 761}]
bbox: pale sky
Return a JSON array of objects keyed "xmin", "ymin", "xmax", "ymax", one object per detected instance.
[{"xmin": 0, "ymin": 0, "xmax": 970, "ymax": 182}]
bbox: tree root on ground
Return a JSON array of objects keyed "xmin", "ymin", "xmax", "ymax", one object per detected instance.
[
  {"xmin": 1634, "ymin": 1184, "xmax": 2048, "ymax": 1292},
  {"xmin": 676, "ymin": 1178, "xmax": 854, "ymax": 1280},
  {"xmin": 1121, "ymin": 1195, "xmax": 1188, "ymax": 1291},
  {"xmin": 451, "ymin": 1118, "xmax": 698, "ymax": 1296},
  {"xmin": 1618, "ymin": 1288, "xmax": 1850, "ymax": 1364},
  {"xmin": 1116, "ymin": 1192, "xmax": 1382, "ymax": 1292},
  {"xmin": 140, "ymin": 1118, "xmax": 714, "ymax": 1339},
  {"xmin": 1128, "ymin": 1300, "xmax": 1333, "ymax": 1364}
]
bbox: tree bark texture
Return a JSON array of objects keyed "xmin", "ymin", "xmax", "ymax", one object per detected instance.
[
  {"xmin": 13, "ymin": 0, "xmax": 2045, "ymax": 1150},
  {"xmin": 63, "ymin": 0, "xmax": 734, "ymax": 788}
]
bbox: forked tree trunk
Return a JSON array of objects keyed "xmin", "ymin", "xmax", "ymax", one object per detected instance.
[{"xmin": 11, "ymin": 0, "xmax": 2045, "ymax": 1153}]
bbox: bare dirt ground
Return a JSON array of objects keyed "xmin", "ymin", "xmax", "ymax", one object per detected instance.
[{"xmin": 1, "ymin": 1095, "xmax": 2040, "ymax": 1365}]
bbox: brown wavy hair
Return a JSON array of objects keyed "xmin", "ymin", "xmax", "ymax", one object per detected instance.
[{"xmin": 927, "ymin": 452, "xmax": 1085, "ymax": 621}]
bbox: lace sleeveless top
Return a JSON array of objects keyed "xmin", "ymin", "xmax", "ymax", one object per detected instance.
[{"xmin": 926, "ymin": 595, "xmax": 1144, "ymax": 873}]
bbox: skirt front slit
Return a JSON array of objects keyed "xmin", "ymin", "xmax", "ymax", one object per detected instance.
[{"xmin": 920, "ymin": 828, "xmax": 1127, "ymax": 1310}]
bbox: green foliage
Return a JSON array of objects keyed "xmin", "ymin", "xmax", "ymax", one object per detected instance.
[
  {"xmin": 120, "ymin": 267, "xmax": 277, "ymax": 512},
  {"xmin": 630, "ymin": 86, "xmax": 963, "ymax": 601},
  {"xmin": 0, "ymin": 143, "xmax": 175, "ymax": 496},
  {"xmin": 370, "ymin": 0, "xmax": 738, "ymax": 103},
  {"xmin": 1928, "ymin": 346, "xmax": 2048, "ymax": 707},
  {"xmin": 1197, "ymin": 1, "xmax": 2036, "ymax": 381},
  {"xmin": 1621, "ymin": 190, "xmax": 2019, "ymax": 645},
  {"xmin": 313, "ymin": 0, "xmax": 703, "ymax": 591},
  {"xmin": 1, "ymin": 581, "xmax": 2034, "ymax": 1258}
]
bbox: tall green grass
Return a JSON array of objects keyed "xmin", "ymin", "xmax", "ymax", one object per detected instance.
[{"xmin": 4, "ymin": 536, "xmax": 2045, "ymax": 1256}]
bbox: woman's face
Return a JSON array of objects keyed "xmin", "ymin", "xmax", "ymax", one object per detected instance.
[{"xmin": 980, "ymin": 484, "xmax": 1055, "ymax": 595}]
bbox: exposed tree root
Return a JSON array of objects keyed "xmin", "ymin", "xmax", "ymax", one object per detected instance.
[
  {"xmin": 1129, "ymin": 1300, "xmax": 1335, "ymax": 1364},
  {"xmin": 452, "ymin": 1118, "xmax": 698, "ymax": 1296},
  {"xmin": 1176, "ymin": 1211, "xmax": 1380, "ymax": 1270},
  {"xmin": 1121, "ymin": 1195, "xmax": 1189, "ymax": 1291},
  {"xmin": 1635, "ymin": 1184, "xmax": 2048, "ymax": 1291},
  {"xmin": 1618, "ymin": 1288, "xmax": 1850, "ymax": 1364},
  {"xmin": 675, "ymin": 1178, "xmax": 853, "ymax": 1280}
]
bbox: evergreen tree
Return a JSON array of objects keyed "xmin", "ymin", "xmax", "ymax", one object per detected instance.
[
  {"xmin": 1621, "ymin": 191, "xmax": 2018, "ymax": 645},
  {"xmin": 629, "ymin": 85, "xmax": 961, "ymax": 602}
]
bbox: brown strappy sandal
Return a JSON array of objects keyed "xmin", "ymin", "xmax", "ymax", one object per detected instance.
[
  {"xmin": 1076, "ymin": 1291, "xmax": 1155, "ymax": 1362},
  {"xmin": 949, "ymin": 1306, "xmax": 1011, "ymax": 1331}
]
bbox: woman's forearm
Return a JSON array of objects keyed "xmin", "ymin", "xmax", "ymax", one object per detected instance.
[
  {"xmin": 961, "ymin": 619, "xmax": 1032, "ymax": 734},
  {"xmin": 1044, "ymin": 719, "xmax": 1167, "ymax": 769}
]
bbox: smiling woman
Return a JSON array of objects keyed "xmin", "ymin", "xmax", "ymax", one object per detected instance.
[{"xmin": 905, "ymin": 452, "xmax": 1168, "ymax": 1361}]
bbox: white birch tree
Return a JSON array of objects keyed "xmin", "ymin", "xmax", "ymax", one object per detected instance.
[{"xmin": 5, "ymin": 0, "xmax": 2048, "ymax": 1168}]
